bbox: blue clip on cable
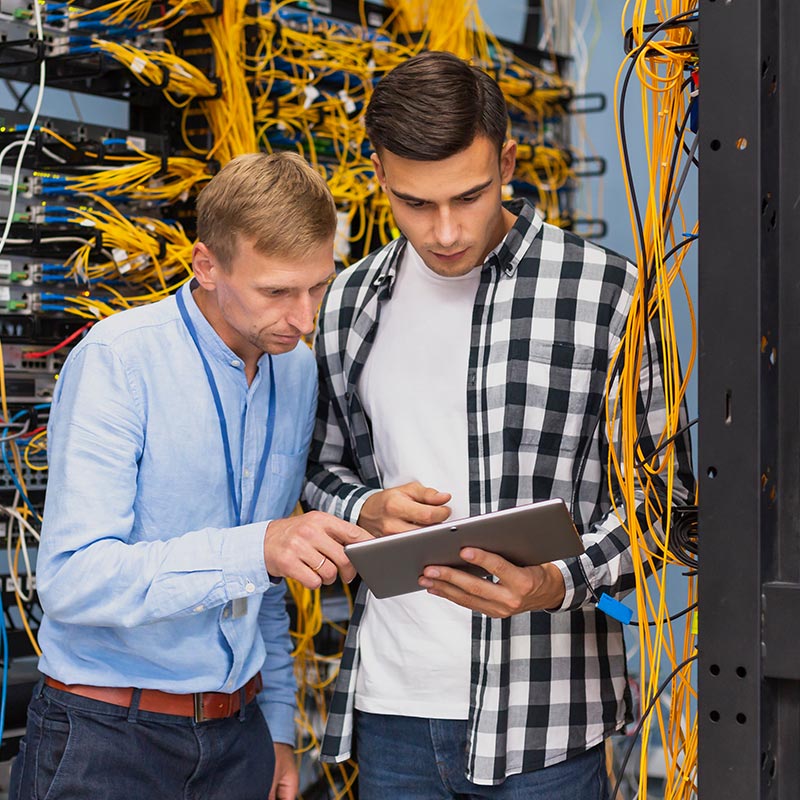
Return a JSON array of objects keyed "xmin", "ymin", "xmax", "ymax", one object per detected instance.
[{"xmin": 597, "ymin": 593, "xmax": 633, "ymax": 625}]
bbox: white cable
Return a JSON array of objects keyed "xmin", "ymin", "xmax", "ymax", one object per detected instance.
[
  {"xmin": 0, "ymin": 140, "xmax": 25, "ymax": 177},
  {"xmin": 0, "ymin": 0, "xmax": 47, "ymax": 255},
  {"xmin": 2, "ymin": 236, "xmax": 94, "ymax": 246},
  {"xmin": 68, "ymin": 91, "xmax": 84, "ymax": 123},
  {"xmin": 2, "ymin": 504, "xmax": 40, "ymax": 603},
  {"xmin": 538, "ymin": 0, "xmax": 556, "ymax": 50},
  {"xmin": 41, "ymin": 145, "xmax": 67, "ymax": 164},
  {"xmin": 7, "ymin": 517, "xmax": 34, "ymax": 603}
]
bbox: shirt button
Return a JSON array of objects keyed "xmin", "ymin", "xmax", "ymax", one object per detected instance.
[
  {"xmin": 245, "ymin": 582, "xmax": 255, "ymax": 593},
  {"xmin": 231, "ymin": 359, "xmax": 241, "ymax": 367},
  {"xmin": 243, "ymin": 468, "xmax": 251, "ymax": 478},
  {"xmin": 194, "ymin": 605, "xmax": 204, "ymax": 613}
]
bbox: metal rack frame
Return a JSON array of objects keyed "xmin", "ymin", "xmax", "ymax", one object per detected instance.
[{"xmin": 698, "ymin": 1, "xmax": 800, "ymax": 797}]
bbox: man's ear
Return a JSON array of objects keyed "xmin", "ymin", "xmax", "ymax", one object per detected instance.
[
  {"xmin": 500, "ymin": 140, "xmax": 517, "ymax": 185},
  {"xmin": 371, "ymin": 152, "xmax": 387, "ymax": 191},
  {"xmin": 192, "ymin": 242, "xmax": 216, "ymax": 290}
]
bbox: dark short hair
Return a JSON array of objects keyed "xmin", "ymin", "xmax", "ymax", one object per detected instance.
[{"xmin": 365, "ymin": 51, "xmax": 508, "ymax": 161}]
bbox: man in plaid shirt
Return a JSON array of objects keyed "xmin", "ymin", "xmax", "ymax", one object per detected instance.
[{"xmin": 303, "ymin": 51, "xmax": 694, "ymax": 797}]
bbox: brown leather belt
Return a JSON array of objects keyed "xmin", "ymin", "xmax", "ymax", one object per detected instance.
[{"xmin": 44, "ymin": 673, "xmax": 263, "ymax": 723}]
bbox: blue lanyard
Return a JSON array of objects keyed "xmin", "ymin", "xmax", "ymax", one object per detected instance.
[{"xmin": 176, "ymin": 289, "xmax": 276, "ymax": 526}]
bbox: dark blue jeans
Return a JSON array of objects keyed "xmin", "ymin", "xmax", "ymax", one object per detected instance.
[
  {"xmin": 355, "ymin": 711, "xmax": 610, "ymax": 800},
  {"xmin": 9, "ymin": 680, "xmax": 275, "ymax": 800}
]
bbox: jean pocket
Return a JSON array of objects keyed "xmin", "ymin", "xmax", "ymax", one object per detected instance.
[
  {"xmin": 8, "ymin": 738, "xmax": 27, "ymax": 800},
  {"xmin": 36, "ymin": 702, "xmax": 77, "ymax": 800}
]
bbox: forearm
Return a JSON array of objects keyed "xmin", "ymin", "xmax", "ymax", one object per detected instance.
[
  {"xmin": 555, "ymin": 319, "xmax": 697, "ymax": 611},
  {"xmin": 257, "ymin": 586, "xmax": 297, "ymax": 745},
  {"xmin": 556, "ymin": 466, "xmax": 692, "ymax": 611},
  {"xmin": 302, "ymin": 463, "xmax": 377, "ymax": 523},
  {"xmin": 38, "ymin": 521, "xmax": 270, "ymax": 626}
]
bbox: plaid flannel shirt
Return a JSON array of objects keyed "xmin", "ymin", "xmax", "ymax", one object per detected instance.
[{"xmin": 303, "ymin": 199, "xmax": 694, "ymax": 786}]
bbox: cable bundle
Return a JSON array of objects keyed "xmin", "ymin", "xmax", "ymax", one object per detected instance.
[
  {"xmin": 609, "ymin": 2, "xmax": 699, "ymax": 797},
  {"xmin": 0, "ymin": 3, "xmax": 593, "ymax": 793}
]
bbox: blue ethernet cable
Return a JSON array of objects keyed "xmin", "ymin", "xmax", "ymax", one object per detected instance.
[
  {"xmin": 0, "ymin": 405, "xmax": 51, "ymax": 522},
  {"xmin": 0, "ymin": 605, "xmax": 8, "ymax": 747}
]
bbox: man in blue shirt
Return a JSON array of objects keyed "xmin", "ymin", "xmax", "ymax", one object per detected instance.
[{"xmin": 10, "ymin": 151, "xmax": 371, "ymax": 800}]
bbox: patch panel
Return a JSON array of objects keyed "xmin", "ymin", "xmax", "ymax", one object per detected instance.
[{"xmin": 2, "ymin": 342, "xmax": 68, "ymax": 373}]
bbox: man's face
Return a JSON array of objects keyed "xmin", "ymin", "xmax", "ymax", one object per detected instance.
[
  {"xmin": 372, "ymin": 136, "xmax": 517, "ymax": 277},
  {"xmin": 194, "ymin": 237, "xmax": 335, "ymax": 359}
]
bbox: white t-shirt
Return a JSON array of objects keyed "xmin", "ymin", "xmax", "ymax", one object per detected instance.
[{"xmin": 355, "ymin": 243, "xmax": 481, "ymax": 719}]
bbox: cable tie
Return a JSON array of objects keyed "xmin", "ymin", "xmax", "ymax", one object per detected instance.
[{"xmin": 156, "ymin": 65, "xmax": 170, "ymax": 90}]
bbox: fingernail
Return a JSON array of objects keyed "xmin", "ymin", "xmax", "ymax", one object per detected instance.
[
  {"xmin": 419, "ymin": 578, "xmax": 432, "ymax": 588},
  {"xmin": 462, "ymin": 549, "xmax": 475, "ymax": 560},
  {"xmin": 426, "ymin": 568, "xmax": 440, "ymax": 579}
]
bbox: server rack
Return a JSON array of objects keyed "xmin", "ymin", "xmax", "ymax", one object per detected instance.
[{"xmin": 698, "ymin": 1, "xmax": 800, "ymax": 797}]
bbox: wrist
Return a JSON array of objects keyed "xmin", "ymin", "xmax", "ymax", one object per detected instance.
[
  {"xmin": 356, "ymin": 498, "xmax": 382, "ymax": 537},
  {"xmin": 541, "ymin": 562, "xmax": 567, "ymax": 610}
]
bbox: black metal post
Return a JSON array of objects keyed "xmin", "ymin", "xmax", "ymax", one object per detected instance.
[{"xmin": 698, "ymin": 0, "xmax": 800, "ymax": 797}]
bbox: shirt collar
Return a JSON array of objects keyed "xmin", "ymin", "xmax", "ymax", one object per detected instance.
[
  {"xmin": 370, "ymin": 198, "xmax": 543, "ymax": 292},
  {"xmin": 370, "ymin": 237, "xmax": 406, "ymax": 295},
  {"xmin": 490, "ymin": 198, "xmax": 543, "ymax": 277}
]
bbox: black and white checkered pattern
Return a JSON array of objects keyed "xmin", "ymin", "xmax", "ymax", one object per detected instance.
[{"xmin": 302, "ymin": 199, "xmax": 694, "ymax": 786}]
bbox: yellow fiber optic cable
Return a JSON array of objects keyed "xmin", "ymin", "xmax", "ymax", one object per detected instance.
[{"xmin": 609, "ymin": 1, "xmax": 698, "ymax": 796}]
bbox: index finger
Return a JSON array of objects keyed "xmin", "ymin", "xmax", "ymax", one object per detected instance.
[{"xmin": 318, "ymin": 513, "xmax": 374, "ymax": 544}]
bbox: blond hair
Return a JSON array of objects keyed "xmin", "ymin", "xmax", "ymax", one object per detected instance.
[{"xmin": 196, "ymin": 151, "xmax": 337, "ymax": 267}]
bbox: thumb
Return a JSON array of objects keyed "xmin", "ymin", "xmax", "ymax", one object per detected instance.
[{"xmin": 404, "ymin": 481, "xmax": 451, "ymax": 506}]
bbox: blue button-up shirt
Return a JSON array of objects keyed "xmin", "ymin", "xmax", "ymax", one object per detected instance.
[{"xmin": 36, "ymin": 281, "xmax": 317, "ymax": 744}]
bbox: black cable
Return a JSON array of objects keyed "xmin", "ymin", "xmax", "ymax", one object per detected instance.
[
  {"xmin": 569, "ymin": 12, "xmax": 700, "ymax": 605},
  {"xmin": 11, "ymin": 82, "xmax": 34, "ymax": 114},
  {"xmin": 670, "ymin": 504, "xmax": 698, "ymax": 567},
  {"xmin": 610, "ymin": 653, "xmax": 698, "ymax": 800},
  {"xmin": 635, "ymin": 235, "xmax": 699, "ymax": 337},
  {"xmin": 677, "ymin": 73, "xmax": 700, "ymax": 169},
  {"xmin": 635, "ymin": 416, "xmax": 698, "ymax": 469},
  {"xmin": 629, "ymin": 600, "xmax": 696, "ymax": 627},
  {"xmin": 662, "ymin": 75, "xmax": 696, "ymax": 220},
  {"xmin": 17, "ymin": 87, "xmax": 35, "ymax": 115},
  {"xmin": 618, "ymin": 11, "xmax": 699, "ymax": 453},
  {"xmin": 618, "ymin": 10, "xmax": 698, "ymax": 274},
  {"xmin": 570, "ymin": 80, "xmax": 697, "ymax": 519},
  {"xmin": 663, "ymin": 234, "xmax": 698, "ymax": 262},
  {"xmin": 632, "ymin": 124, "xmax": 699, "ymax": 462}
]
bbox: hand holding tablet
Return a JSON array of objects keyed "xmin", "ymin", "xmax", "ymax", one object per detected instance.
[{"xmin": 344, "ymin": 498, "xmax": 585, "ymax": 599}]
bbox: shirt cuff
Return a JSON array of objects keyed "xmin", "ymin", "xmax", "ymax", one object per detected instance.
[
  {"xmin": 550, "ymin": 558, "xmax": 580, "ymax": 612},
  {"xmin": 347, "ymin": 488, "xmax": 381, "ymax": 526},
  {"xmin": 259, "ymin": 698, "xmax": 296, "ymax": 746},
  {"xmin": 220, "ymin": 521, "xmax": 270, "ymax": 599}
]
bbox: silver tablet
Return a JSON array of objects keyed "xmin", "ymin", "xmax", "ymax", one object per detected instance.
[{"xmin": 344, "ymin": 498, "xmax": 585, "ymax": 599}]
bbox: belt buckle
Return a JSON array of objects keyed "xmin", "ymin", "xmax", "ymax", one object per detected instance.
[{"xmin": 193, "ymin": 692, "xmax": 205, "ymax": 724}]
